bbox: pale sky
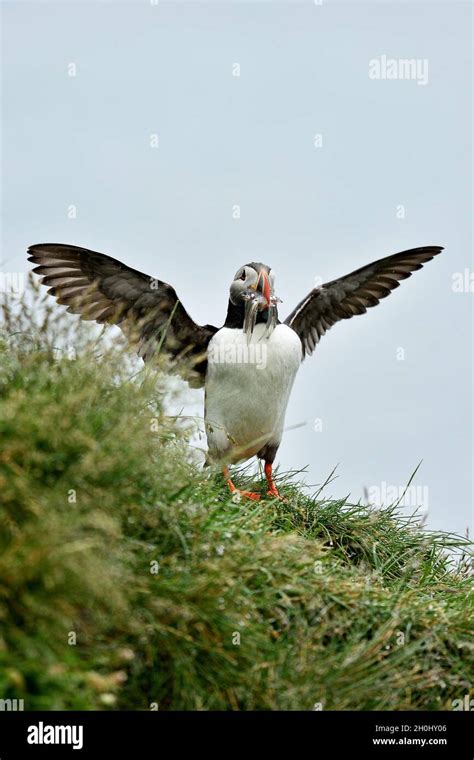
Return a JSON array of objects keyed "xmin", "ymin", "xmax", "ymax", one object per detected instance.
[{"xmin": 2, "ymin": 0, "xmax": 472, "ymax": 536}]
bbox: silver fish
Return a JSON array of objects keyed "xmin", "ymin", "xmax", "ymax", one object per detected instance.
[{"xmin": 242, "ymin": 292, "xmax": 278, "ymax": 343}]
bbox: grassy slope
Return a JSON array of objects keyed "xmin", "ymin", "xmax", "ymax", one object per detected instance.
[{"xmin": 0, "ymin": 287, "xmax": 472, "ymax": 711}]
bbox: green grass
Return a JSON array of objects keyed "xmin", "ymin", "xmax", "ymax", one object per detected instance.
[{"xmin": 0, "ymin": 280, "xmax": 472, "ymax": 710}]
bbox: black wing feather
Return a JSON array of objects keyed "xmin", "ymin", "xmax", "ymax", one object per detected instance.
[
  {"xmin": 285, "ymin": 246, "xmax": 443, "ymax": 357},
  {"xmin": 28, "ymin": 243, "xmax": 217, "ymax": 386}
]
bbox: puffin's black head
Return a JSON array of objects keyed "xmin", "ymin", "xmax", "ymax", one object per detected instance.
[
  {"xmin": 229, "ymin": 262, "xmax": 275, "ymax": 307},
  {"xmin": 227, "ymin": 262, "xmax": 280, "ymax": 339}
]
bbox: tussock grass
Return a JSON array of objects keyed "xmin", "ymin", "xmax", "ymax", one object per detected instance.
[{"xmin": 0, "ymin": 281, "xmax": 472, "ymax": 710}]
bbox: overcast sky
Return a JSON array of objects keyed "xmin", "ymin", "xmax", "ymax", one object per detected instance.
[{"xmin": 2, "ymin": 0, "xmax": 472, "ymax": 536}]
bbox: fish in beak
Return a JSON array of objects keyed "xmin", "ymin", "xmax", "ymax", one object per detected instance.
[{"xmin": 242, "ymin": 268, "xmax": 279, "ymax": 342}]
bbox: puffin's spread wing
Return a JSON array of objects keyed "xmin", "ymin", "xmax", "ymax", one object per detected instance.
[
  {"xmin": 285, "ymin": 246, "xmax": 443, "ymax": 357},
  {"xmin": 28, "ymin": 243, "xmax": 217, "ymax": 386}
]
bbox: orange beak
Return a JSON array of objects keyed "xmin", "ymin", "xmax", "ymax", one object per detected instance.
[{"xmin": 256, "ymin": 270, "xmax": 271, "ymax": 307}]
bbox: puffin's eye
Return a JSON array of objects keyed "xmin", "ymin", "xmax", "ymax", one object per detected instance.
[{"xmin": 240, "ymin": 269, "xmax": 246, "ymax": 281}]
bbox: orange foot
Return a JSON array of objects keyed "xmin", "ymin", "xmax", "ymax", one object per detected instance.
[
  {"xmin": 233, "ymin": 489, "xmax": 261, "ymax": 501},
  {"xmin": 266, "ymin": 485, "xmax": 281, "ymax": 499},
  {"xmin": 223, "ymin": 466, "xmax": 261, "ymax": 501},
  {"xmin": 265, "ymin": 462, "xmax": 284, "ymax": 499}
]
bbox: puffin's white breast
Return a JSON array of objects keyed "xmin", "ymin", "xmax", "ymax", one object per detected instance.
[{"xmin": 205, "ymin": 323, "xmax": 302, "ymax": 463}]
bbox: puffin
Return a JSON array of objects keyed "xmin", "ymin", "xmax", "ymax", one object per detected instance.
[{"xmin": 28, "ymin": 243, "xmax": 443, "ymax": 500}]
